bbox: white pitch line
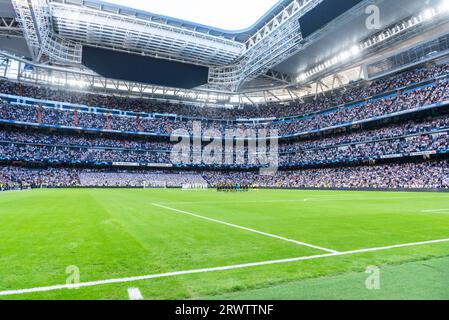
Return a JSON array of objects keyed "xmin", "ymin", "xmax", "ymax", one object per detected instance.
[
  {"xmin": 152, "ymin": 203, "xmax": 338, "ymax": 254},
  {"xmin": 128, "ymin": 288, "xmax": 143, "ymax": 300},
  {"xmin": 422, "ymin": 209, "xmax": 449, "ymax": 213},
  {"xmin": 1, "ymin": 237, "xmax": 449, "ymax": 297}
]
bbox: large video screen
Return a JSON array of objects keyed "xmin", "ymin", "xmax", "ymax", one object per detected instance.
[
  {"xmin": 299, "ymin": 0, "xmax": 365, "ymax": 38},
  {"xmin": 82, "ymin": 46, "xmax": 209, "ymax": 89}
]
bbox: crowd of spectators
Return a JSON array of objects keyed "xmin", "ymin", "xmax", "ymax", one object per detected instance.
[
  {"xmin": 281, "ymin": 117, "xmax": 449, "ymax": 152},
  {"xmin": 365, "ymin": 63, "xmax": 449, "ymax": 97},
  {"xmin": 0, "ymin": 166, "xmax": 79, "ymax": 190},
  {"xmin": 79, "ymin": 171, "xmax": 207, "ymax": 187},
  {"xmin": 277, "ymin": 79, "xmax": 449, "ymax": 135},
  {"xmin": 0, "ymin": 128, "xmax": 171, "ymax": 151},
  {"xmin": 0, "ymin": 142, "xmax": 170, "ymax": 165},
  {"xmin": 1, "ymin": 62, "xmax": 448, "ymax": 120},
  {"xmin": 0, "ymin": 129, "xmax": 446, "ymax": 167},
  {"xmin": 265, "ymin": 62, "xmax": 449, "ymax": 118},
  {"xmin": 1, "ymin": 77, "xmax": 449, "ymax": 138},
  {"xmin": 1, "ymin": 161, "xmax": 448, "ymax": 190},
  {"xmin": 203, "ymin": 161, "xmax": 449, "ymax": 190},
  {"xmin": 1, "ymin": 62, "xmax": 449, "ymax": 190},
  {"xmin": 282, "ymin": 133, "xmax": 449, "ymax": 166},
  {"xmin": 1, "ymin": 114, "xmax": 449, "ymax": 154},
  {"xmin": 0, "ymin": 112, "xmax": 448, "ymax": 167}
]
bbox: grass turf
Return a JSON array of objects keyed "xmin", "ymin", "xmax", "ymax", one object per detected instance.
[
  {"xmin": 0, "ymin": 188, "xmax": 449, "ymax": 300},
  {"xmin": 207, "ymin": 255, "xmax": 449, "ymax": 300}
]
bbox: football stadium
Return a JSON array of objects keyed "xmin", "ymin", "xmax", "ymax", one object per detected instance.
[{"xmin": 1, "ymin": 0, "xmax": 449, "ymax": 303}]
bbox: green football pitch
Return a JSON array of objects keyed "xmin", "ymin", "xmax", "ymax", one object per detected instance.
[{"xmin": 1, "ymin": 188, "xmax": 449, "ymax": 300}]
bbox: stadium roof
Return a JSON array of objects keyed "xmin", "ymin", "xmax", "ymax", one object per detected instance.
[
  {"xmin": 101, "ymin": 0, "xmax": 282, "ymax": 32},
  {"xmin": 274, "ymin": 0, "xmax": 437, "ymax": 77},
  {"xmin": 1, "ymin": 0, "xmax": 449, "ymax": 104}
]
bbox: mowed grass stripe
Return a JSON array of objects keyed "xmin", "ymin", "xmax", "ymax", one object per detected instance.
[
  {"xmin": 152, "ymin": 203, "xmax": 339, "ymax": 253},
  {"xmin": 207, "ymin": 255, "xmax": 449, "ymax": 300},
  {"xmin": 2, "ymin": 237, "xmax": 449, "ymax": 297},
  {"xmin": 167, "ymin": 191, "xmax": 449, "ymax": 252}
]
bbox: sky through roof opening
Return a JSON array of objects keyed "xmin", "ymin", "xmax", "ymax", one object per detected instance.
[{"xmin": 102, "ymin": 0, "xmax": 280, "ymax": 31}]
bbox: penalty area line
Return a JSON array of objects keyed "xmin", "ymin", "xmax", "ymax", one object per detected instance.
[
  {"xmin": 1, "ymin": 237, "xmax": 449, "ymax": 297},
  {"xmin": 152, "ymin": 203, "xmax": 339, "ymax": 254}
]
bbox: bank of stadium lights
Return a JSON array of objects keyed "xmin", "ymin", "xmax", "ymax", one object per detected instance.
[
  {"xmin": 47, "ymin": 76, "xmax": 88, "ymax": 88},
  {"xmin": 297, "ymin": 45, "xmax": 361, "ymax": 82},
  {"xmin": 68, "ymin": 80, "xmax": 89, "ymax": 88},
  {"xmin": 297, "ymin": 1, "xmax": 449, "ymax": 83}
]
